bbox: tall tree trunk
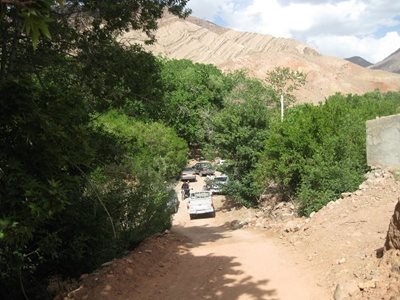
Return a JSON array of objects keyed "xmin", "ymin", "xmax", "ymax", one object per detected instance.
[
  {"xmin": 7, "ymin": 10, "xmax": 21, "ymax": 80},
  {"xmin": 0, "ymin": 2, "xmax": 8, "ymax": 82}
]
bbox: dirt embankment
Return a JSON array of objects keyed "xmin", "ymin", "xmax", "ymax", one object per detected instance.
[{"xmin": 56, "ymin": 168, "xmax": 400, "ymax": 300}]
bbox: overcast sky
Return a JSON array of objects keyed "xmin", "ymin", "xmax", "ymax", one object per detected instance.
[{"xmin": 187, "ymin": 0, "xmax": 400, "ymax": 63}]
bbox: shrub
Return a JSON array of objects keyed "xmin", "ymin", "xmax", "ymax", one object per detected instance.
[{"xmin": 257, "ymin": 92, "xmax": 400, "ymax": 215}]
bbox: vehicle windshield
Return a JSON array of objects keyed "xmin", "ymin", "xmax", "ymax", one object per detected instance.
[
  {"xmin": 191, "ymin": 192, "xmax": 210, "ymax": 199},
  {"xmin": 215, "ymin": 177, "xmax": 227, "ymax": 182},
  {"xmin": 196, "ymin": 162, "xmax": 212, "ymax": 169}
]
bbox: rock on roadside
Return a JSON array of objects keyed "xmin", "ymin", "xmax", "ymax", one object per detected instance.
[{"xmin": 385, "ymin": 199, "xmax": 400, "ymax": 251}]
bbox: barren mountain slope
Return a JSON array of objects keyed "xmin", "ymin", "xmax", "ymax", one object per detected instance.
[
  {"xmin": 121, "ymin": 14, "xmax": 400, "ymax": 104},
  {"xmin": 346, "ymin": 56, "xmax": 373, "ymax": 68},
  {"xmin": 371, "ymin": 48, "xmax": 400, "ymax": 74}
]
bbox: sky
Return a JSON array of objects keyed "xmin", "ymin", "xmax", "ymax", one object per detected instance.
[{"xmin": 186, "ymin": 0, "xmax": 400, "ymax": 63}]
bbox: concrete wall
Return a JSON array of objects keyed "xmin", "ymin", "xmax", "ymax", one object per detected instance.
[{"xmin": 366, "ymin": 114, "xmax": 400, "ymax": 168}]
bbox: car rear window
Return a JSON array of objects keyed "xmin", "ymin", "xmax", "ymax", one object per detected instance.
[
  {"xmin": 215, "ymin": 177, "xmax": 227, "ymax": 182},
  {"xmin": 191, "ymin": 192, "xmax": 210, "ymax": 198}
]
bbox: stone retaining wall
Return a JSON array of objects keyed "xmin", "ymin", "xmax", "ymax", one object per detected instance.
[{"xmin": 366, "ymin": 114, "xmax": 400, "ymax": 168}]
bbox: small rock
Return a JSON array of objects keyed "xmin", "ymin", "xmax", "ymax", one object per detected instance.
[
  {"xmin": 255, "ymin": 222, "xmax": 264, "ymax": 229},
  {"xmin": 327, "ymin": 201, "xmax": 335, "ymax": 207},
  {"xmin": 284, "ymin": 220, "xmax": 301, "ymax": 233},
  {"xmin": 309, "ymin": 212, "xmax": 316, "ymax": 218},
  {"xmin": 101, "ymin": 261, "xmax": 113, "ymax": 267},
  {"xmin": 103, "ymin": 284, "xmax": 112, "ymax": 291},
  {"xmin": 334, "ymin": 282, "xmax": 358, "ymax": 300},
  {"xmin": 230, "ymin": 220, "xmax": 245, "ymax": 229},
  {"xmin": 337, "ymin": 258, "xmax": 346, "ymax": 265},
  {"xmin": 255, "ymin": 211, "xmax": 264, "ymax": 218},
  {"xmin": 358, "ymin": 281, "xmax": 376, "ymax": 290},
  {"xmin": 125, "ymin": 268, "xmax": 134, "ymax": 275},
  {"xmin": 341, "ymin": 192, "xmax": 352, "ymax": 198},
  {"xmin": 275, "ymin": 202, "xmax": 285, "ymax": 209},
  {"xmin": 374, "ymin": 171, "xmax": 382, "ymax": 178},
  {"xmin": 79, "ymin": 273, "xmax": 89, "ymax": 280},
  {"xmin": 333, "ymin": 284, "xmax": 347, "ymax": 300},
  {"xmin": 145, "ymin": 249, "xmax": 153, "ymax": 254},
  {"xmin": 391, "ymin": 264, "xmax": 400, "ymax": 274}
]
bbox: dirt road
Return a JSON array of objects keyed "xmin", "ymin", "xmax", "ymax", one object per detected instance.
[
  {"xmin": 163, "ymin": 174, "xmax": 330, "ymax": 300},
  {"xmin": 66, "ymin": 173, "xmax": 330, "ymax": 299}
]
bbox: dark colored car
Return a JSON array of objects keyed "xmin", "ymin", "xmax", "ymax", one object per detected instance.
[
  {"xmin": 180, "ymin": 167, "xmax": 197, "ymax": 182},
  {"xmin": 193, "ymin": 161, "xmax": 215, "ymax": 176},
  {"xmin": 204, "ymin": 174, "xmax": 229, "ymax": 194}
]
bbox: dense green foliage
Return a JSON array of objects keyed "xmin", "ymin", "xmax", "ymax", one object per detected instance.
[
  {"xmin": 207, "ymin": 72, "xmax": 275, "ymax": 205},
  {"xmin": 0, "ymin": 1, "xmax": 191, "ymax": 299},
  {"xmin": 256, "ymin": 92, "xmax": 400, "ymax": 215},
  {"xmin": 159, "ymin": 59, "xmax": 227, "ymax": 146},
  {"xmin": 94, "ymin": 110, "xmax": 188, "ymax": 179}
]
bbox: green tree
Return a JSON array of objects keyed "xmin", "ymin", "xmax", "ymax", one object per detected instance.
[
  {"xmin": 0, "ymin": 0, "xmax": 191, "ymax": 82},
  {"xmin": 208, "ymin": 72, "xmax": 274, "ymax": 205},
  {"xmin": 265, "ymin": 67, "xmax": 307, "ymax": 121},
  {"xmin": 159, "ymin": 59, "xmax": 227, "ymax": 147},
  {"xmin": 0, "ymin": 1, "xmax": 191, "ymax": 298},
  {"xmin": 256, "ymin": 91, "xmax": 400, "ymax": 215},
  {"xmin": 94, "ymin": 110, "xmax": 188, "ymax": 179}
]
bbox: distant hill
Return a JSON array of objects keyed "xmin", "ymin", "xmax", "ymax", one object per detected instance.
[
  {"xmin": 121, "ymin": 14, "xmax": 400, "ymax": 103},
  {"xmin": 345, "ymin": 56, "xmax": 373, "ymax": 67},
  {"xmin": 370, "ymin": 49, "xmax": 400, "ymax": 74}
]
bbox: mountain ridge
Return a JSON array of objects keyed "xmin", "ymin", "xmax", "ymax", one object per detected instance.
[
  {"xmin": 121, "ymin": 14, "xmax": 400, "ymax": 103},
  {"xmin": 370, "ymin": 48, "xmax": 400, "ymax": 74},
  {"xmin": 345, "ymin": 56, "xmax": 373, "ymax": 67}
]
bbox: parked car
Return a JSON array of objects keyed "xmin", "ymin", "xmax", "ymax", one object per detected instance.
[
  {"xmin": 187, "ymin": 191, "xmax": 215, "ymax": 219},
  {"xmin": 193, "ymin": 161, "xmax": 215, "ymax": 176},
  {"xmin": 204, "ymin": 174, "xmax": 229, "ymax": 194},
  {"xmin": 216, "ymin": 159, "xmax": 226, "ymax": 166},
  {"xmin": 180, "ymin": 167, "xmax": 196, "ymax": 182}
]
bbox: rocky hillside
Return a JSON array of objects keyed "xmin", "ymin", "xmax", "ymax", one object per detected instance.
[
  {"xmin": 121, "ymin": 14, "xmax": 400, "ymax": 104},
  {"xmin": 346, "ymin": 56, "xmax": 373, "ymax": 67},
  {"xmin": 370, "ymin": 48, "xmax": 400, "ymax": 74}
]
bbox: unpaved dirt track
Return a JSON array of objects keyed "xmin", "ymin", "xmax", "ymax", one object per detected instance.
[
  {"xmin": 66, "ymin": 174, "xmax": 330, "ymax": 300},
  {"xmin": 160, "ymin": 175, "xmax": 330, "ymax": 300}
]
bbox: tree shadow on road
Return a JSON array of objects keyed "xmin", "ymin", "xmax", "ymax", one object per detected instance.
[
  {"xmin": 65, "ymin": 218, "xmax": 279, "ymax": 300},
  {"xmin": 164, "ymin": 223, "xmax": 279, "ymax": 300}
]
